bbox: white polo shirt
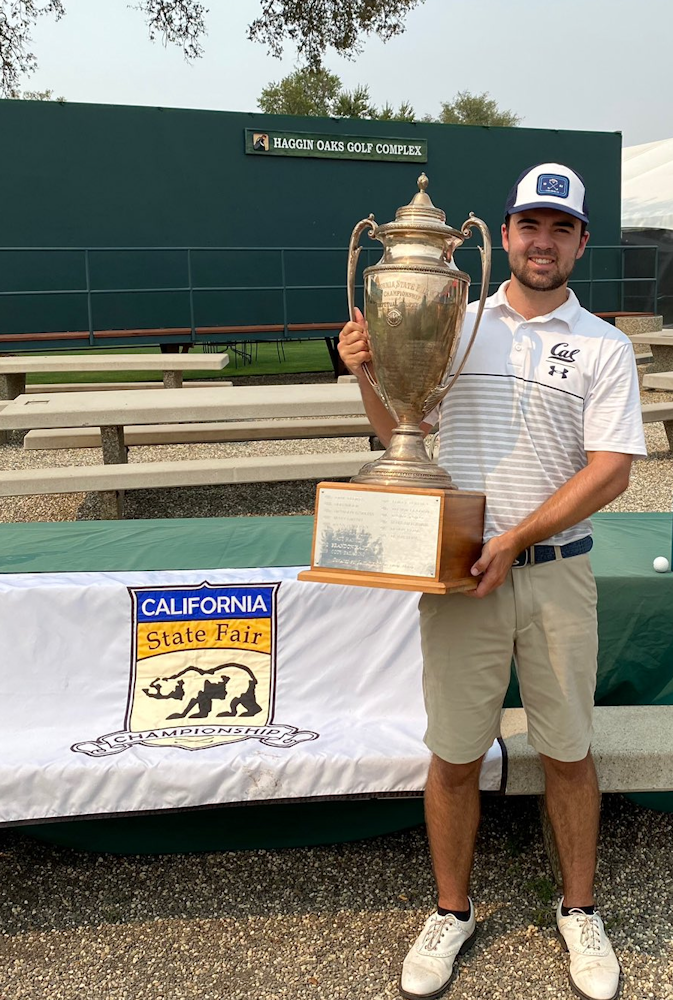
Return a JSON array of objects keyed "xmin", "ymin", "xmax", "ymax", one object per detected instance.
[{"xmin": 427, "ymin": 282, "xmax": 646, "ymax": 545}]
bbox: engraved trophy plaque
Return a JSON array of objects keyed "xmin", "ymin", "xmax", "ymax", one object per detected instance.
[{"xmin": 299, "ymin": 175, "xmax": 491, "ymax": 593}]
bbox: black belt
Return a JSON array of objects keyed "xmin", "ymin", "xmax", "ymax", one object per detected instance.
[{"xmin": 512, "ymin": 535, "xmax": 593, "ymax": 567}]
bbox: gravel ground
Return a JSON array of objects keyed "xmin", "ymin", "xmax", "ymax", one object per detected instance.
[
  {"xmin": 1, "ymin": 367, "xmax": 672, "ymax": 999},
  {"xmin": 0, "ymin": 795, "xmax": 671, "ymax": 1000}
]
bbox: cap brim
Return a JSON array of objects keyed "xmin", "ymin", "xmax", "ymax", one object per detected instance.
[{"xmin": 505, "ymin": 200, "xmax": 589, "ymax": 224}]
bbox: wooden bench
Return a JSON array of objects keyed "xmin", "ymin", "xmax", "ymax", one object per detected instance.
[
  {"xmin": 0, "ymin": 450, "xmax": 383, "ymax": 518},
  {"xmin": 23, "ymin": 416, "xmax": 375, "ymax": 450},
  {"xmin": 501, "ymin": 704, "xmax": 673, "ymax": 881}
]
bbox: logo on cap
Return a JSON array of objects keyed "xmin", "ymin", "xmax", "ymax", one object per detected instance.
[{"xmin": 537, "ymin": 174, "xmax": 569, "ymax": 199}]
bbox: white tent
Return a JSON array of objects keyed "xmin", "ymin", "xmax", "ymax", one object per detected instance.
[
  {"xmin": 622, "ymin": 138, "xmax": 673, "ymax": 229},
  {"xmin": 621, "ymin": 139, "xmax": 673, "ymax": 322}
]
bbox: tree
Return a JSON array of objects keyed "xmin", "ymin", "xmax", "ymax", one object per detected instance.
[
  {"xmin": 334, "ymin": 84, "xmax": 378, "ymax": 121},
  {"xmin": 378, "ymin": 101, "xmax": 415, "ymax": 123},
  {"xmin": 436, "ymin": 90, "xmax": 521, "ymax": 127},
  {"xmin": 248, "ymin": 0, "xmax": 425, "ymax": 70},
  {"xmin": 0, "ymin": 0, "xmax": 425, "ymax": 98},
  {"xmin": 0, "ymin": 0, "xmax": 206, "ymax": 97},
  {"xmin": 258, "ymin": 67, "xmax": 343, "ymax": 117},
  {"xmin": 258, "ymin": 68, "xmax": 414, "ymax": 122},
  {"xmin": 135, "ymin": 0, "xmax": 207, "ymax": 62},
  {"xmin": 18, "ymin": 87, "xmax": 65, "ymax": 101},
  {"xmin": 0, "ymin": 1, "xmax": 65, "ymax": 97}
]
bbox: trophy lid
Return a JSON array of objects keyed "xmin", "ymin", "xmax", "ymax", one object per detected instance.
[
  {"xmin": 395, "ymin": 174, "xmax": 447, "ymax": 224},
  {"xmin": 375, "ymin": 174, "xmax": 464, "ymax": 240}
]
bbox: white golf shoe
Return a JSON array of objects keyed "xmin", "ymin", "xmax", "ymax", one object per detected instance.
[
  {"xmin": 399, "ymin": 901, "xmax": 477, "ymax": 999},
  {"xmin": 556, "ymin": 900, "xmax": 621, "ymax": 1000}
]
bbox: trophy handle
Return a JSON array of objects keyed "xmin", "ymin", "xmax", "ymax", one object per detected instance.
[
  {"xmin": 347, "ymin": 215, "xmax": 380, "ymax": 394},
  {"xmin": 441, "ymin": 214, "xmax": 492, "ymax": 395}
]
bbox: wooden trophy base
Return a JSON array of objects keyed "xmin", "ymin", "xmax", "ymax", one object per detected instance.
[{"xmin": 298, "ymin": 481, "xmax": 485, "ymax": 594}]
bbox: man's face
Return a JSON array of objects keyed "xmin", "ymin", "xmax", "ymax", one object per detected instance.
[{"xmin": 502, "ymin": 209, "xmax": 589, "ymax": 292}]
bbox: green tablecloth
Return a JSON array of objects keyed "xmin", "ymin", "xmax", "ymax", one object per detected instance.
[{"xmin": 2, "ymin": 512, "xmax": 671, "ymax": 852}]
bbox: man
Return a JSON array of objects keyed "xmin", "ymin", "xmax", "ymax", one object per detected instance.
[{"xmin": 338, "ymin": 163, "xmax": 646, "ymax": 1000}]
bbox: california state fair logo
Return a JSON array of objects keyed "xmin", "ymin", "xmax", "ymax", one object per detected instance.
[{"xmin": 72, "ymin": 582, "xmax": 318, "ymax": 756}]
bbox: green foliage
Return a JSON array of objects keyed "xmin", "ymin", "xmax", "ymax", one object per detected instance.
[
  {"xmin": 525, "ymin": 875, "xmax": 557, "ymax": 905},
  {"xmin": 334, "ymin": 84, "xmax": 378, "ymax": 121},
  {"xmin": 0, "ymin": 1, "xmax": 65, "ymax": 97},
  {"xmin": 248, "ymin": 0, "xmax": 425, "ymax": 69},
  {"xmin": 17, "ymin": 88, "xmax": 65, "ymax": 102},
  {"xmin": 258, "ymin": 67, "xmax": 343, "ymax": 117},
  {"xmin": 258, "ymin": 73, "xmax": 520, "ymax": 128},
  {"xmin": 258, "ymin": 67, "xmax": 414, "ymax": 122},
  {"xmin": 437, "ymin": 90, "xmax": 521, "ymax": 127},
  {"xmin": 2, "ymin": 0, "xmax": 424, "ymax": 97},
  {"xmin": 134, "ymin": 0, "xmax": 207, "ymax": 62},
  {"xmin": 0, "ymin": 0, "xmax": 206, "ymax": 97},
  {"xmin": 377, "ymin": 100, "xmax": 416, "ymax": 123},
  {"xmin": 531, "ymin": 907, "xmax": 554, "ymax": 928}
]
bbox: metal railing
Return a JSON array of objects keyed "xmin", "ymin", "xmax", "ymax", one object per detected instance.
[{"xmin": 0, "ymin": 244, "xmax": 660, "ymax": 346}]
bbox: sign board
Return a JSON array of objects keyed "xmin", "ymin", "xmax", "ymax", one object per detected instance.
[{"xmin": 245, "ymin": 128, "xmax": 427, "ymax": 163}]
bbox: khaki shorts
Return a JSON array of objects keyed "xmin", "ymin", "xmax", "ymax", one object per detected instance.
[{"xmin": 419, "ymin": 553, "xmax": 598, "ymax": 764}]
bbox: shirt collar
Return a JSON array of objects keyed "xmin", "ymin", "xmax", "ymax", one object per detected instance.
[{"xmin": 484, "ymin": 281, "xmax": 582, "ymax": 330}]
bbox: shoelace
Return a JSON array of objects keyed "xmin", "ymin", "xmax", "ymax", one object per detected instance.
[
  {"xmin": 568, "ymin": 909, "xmax": 603, "ymax": 952},
  {"xmin": 422, "ymin": 913, "xmax": 459, "ymax": 952}
]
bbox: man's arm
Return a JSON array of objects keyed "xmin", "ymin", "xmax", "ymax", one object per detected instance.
[
  {"xmin": 468, "ymin": 450, "xmax": 633, "ymax": 598},
  {"xmin": 338, "ymin": 308, "xmax": 396, "ymax": 444}
]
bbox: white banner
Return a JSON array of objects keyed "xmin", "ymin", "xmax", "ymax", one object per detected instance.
[{"xmin": 0, "ymin": 568, "xmax": 503, "ymax": 824}]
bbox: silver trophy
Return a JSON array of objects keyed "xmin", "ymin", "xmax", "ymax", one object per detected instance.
[{"xmin": 346, "ymin": 174, "xmax": 492, "ymax": 489}]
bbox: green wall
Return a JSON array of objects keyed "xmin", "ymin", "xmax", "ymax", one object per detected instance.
[{"xmin": 0, "ymin": 100, "xmax": 623, "ymax": 345}]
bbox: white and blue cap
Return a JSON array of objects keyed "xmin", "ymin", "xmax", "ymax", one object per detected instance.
[{"xmin": 504, "ymin": 162, "xmax": 589, "ymax": 224}]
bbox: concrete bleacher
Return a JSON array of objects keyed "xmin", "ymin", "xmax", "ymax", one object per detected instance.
[
  {"xmin": 0, "ymin": 450, "xmax": 384, "ymax": 518},
  {"xmin": 502, "ymin": 705, "xmax": 673, "ymax": 882},
  {"xmin": 23, "ymin": 416, "xmax": 375, "ymax": 450}
]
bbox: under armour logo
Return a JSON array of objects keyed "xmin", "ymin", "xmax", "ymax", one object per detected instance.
[{"xmin": 549, "ymin": 365, "xmax": 569, "ymax": 378}]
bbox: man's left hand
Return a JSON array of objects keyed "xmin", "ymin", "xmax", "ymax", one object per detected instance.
[{"xmin": 467, "ymin": 534, "xmax": 520, "ymax": 598}]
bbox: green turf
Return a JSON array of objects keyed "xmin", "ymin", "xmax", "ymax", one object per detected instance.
[{"xmin": 25, "ymin": 340, "xmax": 334, "ymax": 385}]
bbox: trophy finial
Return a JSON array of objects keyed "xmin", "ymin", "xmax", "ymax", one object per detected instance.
[{"xmin": 397, "ymin": 172, "xmax": 446, "ymax": 223}]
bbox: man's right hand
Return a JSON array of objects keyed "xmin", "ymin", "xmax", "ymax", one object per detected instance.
[{"xmin": 338, "ymin": 307, "xmax": 372, "ymax": 377}]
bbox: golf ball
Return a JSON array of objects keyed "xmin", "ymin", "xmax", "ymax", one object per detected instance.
[{"xmin": 653, "ymin": 556, "xmax": 670, "ymax": 573}]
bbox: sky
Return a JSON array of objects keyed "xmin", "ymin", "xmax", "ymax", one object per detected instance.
[{"xmin": 22, "ymin": 0, "xmax": 673, "ymax": 149}]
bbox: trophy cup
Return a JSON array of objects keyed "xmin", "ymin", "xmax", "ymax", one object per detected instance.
[{"xmin": 299, "ymin": 175, "xmax": 491, "ymax": 594}]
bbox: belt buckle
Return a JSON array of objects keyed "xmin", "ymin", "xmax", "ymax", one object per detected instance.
[{"xmin": 512, "ymin": 549, "xmax": 529, "ymax": 568}]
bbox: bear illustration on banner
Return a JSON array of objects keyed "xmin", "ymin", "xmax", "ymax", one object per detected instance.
[
  {"xmin": 143, "ymin": 662, "xmax": 263, "ymax": 720},
  {"xmin": 71, "ymin": 582, "xmax": 319, "ymax": 756}
]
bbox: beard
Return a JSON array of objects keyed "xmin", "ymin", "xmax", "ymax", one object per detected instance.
[{"xmin": 508, "ymin": 253, "xmax": 576, "ymax": 292}]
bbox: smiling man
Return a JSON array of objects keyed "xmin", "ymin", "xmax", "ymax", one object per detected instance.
[{"xmin": 338, "ymin": 163, "xmax": 647, "ymax": 1000}]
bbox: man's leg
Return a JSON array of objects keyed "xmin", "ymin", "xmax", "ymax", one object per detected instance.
[
  {"xmin": 539, "ymin": 751, "xmax": 599, "ymax": 906},
  {"xmin": 400, "ymin": 587, "xmax": 514, "ymax": 999},
  {"xmin": 400, "ymin": 754, "xmax": 481, "ymax": 999},
  {"xmin": 543, "ymin": 748, "xmax": 620, "ymax": 1000},
  {"xmin": 425, "ymin": 753, "xmax": 483, "ymax": 910},
  {"xmin": 513, "ymin": 557, "xmax": 620, "ymax": 999},
  {"xmin": 399, "ymin": 754, "xmax": 482, "ymax": 998}
]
